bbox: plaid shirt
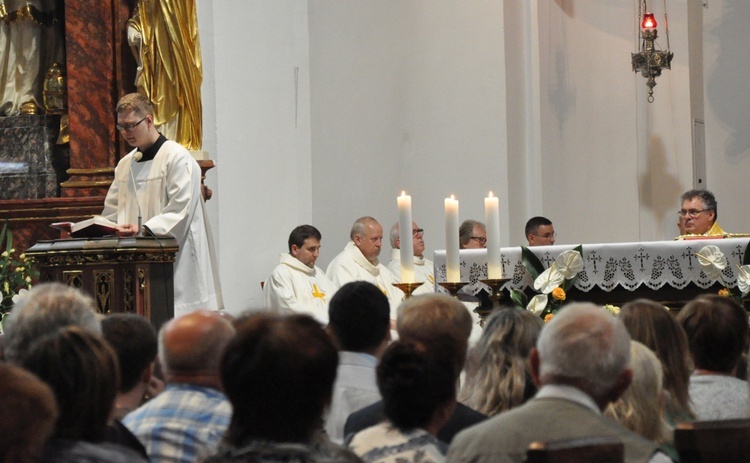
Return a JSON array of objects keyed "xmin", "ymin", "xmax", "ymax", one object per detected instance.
[{"xmin": 123, "ymin": 383, "xmax": 232, "ymax": 463}]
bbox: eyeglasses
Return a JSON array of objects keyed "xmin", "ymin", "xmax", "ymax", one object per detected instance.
[
  {"xmin": 412, "ymin": 228, "xmax": 424, "ymax": 237},
  {"xmin": 678, "ymin": 209, "xmax": 709, "ymax": 218},
  {"xmin": 470, "ymin": 236, "xmax": 487, "ymax": 245},
  {"xmin": 116, "ymin": 116, "xmax": 148, "ymax": 132},
  {"xmin": 533, "ymin": 232, "xmax": 556, "ymax": 239}
]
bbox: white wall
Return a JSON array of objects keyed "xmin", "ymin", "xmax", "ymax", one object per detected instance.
[{"xmin": 200, "ymin": 0, "xmax": 750, "ymax": 314}]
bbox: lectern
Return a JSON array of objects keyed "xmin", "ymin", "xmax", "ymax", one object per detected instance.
[{"xmin": 25, "ymin": 236, "xmax": 178, "ymax": 328}]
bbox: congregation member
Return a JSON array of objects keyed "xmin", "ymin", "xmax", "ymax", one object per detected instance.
[
  {"xmin": 0, "ymin": 362, "xmax": 59, "ymax": 463},
  {"xmin": 619, "ymin": 299, "xmax": 695, "ymax": 424},
  {"xmin": 345, "ymin": 294, "xmax": 486, "ymax": 444},
  {"xmin": 459, "ymin": 308, "xmax": 543, "ymax": 416},
  {"xmin": 201, "ymin": 313, "xmax": 361, "ymax": 463},
  {"xmin": 102, "ymin": 92, "xmax": 222, "ymax": 316},
  {"xmin": 262, "ymin": 224, "xmax": 336, "ymax": 323},
  {"xmin": 605, "ymin": 341, "xmax": 678, "ymax": 462},
  {"xmin": 524, "ymin": 216, "xmax": 556, "ymax": 246},
  {"xmin": 22, "ymin": 326, "xmax": 147, "ymax": 462},
  {"xmin": 677, "ymin": 294, "xmax": 750, "ymax": 420},
  {"xmin": 677, "ymin": 189, "xmax": 724, "ymax": 236},
  {"xmin": 3, "ymin": 282, "xmax": 101, "ymax": 363},
  {"xmin": 447, "ymin": 303, "xmax": 671, "ymax": 463},
  {"xmin": 124, "ymin": 310, "xmax": 235, "ymax": 463},
  {"xmin": 458, "ymin": 220, "xmax": 486, "ymax": 249},
  {"xmin": 101, "ymin": 313, "xmax": 160, "ymax": 459},
  {"xmin": 327, "ymin": 217, "xmax": 403, "ymax": 318},
  {"xmin": 324, "ymin": 282, "xmax": 392, "ymax": 444},
  {"xmin": 387, "ymin": 221, "xmax": 435, "ymax": 295},
  {"xmin": 346, "ymin": 342, "xmax": 456, "ymax": 462}
]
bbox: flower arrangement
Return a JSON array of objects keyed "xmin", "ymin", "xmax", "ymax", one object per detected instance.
[
  {"xmin": 695, "ymin": 244, "xmax": 750, "ymax": 303},
  {"xmin": 0, "ymin": 223, "xmax": 38, "ymax": 328},
  {"xmin": 510, "ymin": 246, "xmax": 584, "ymax": 320}
]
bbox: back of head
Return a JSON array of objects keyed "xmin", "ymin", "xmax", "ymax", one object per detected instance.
[
  {"xmin": 101, "ymin": 313, "xmax": 157, "ymax": 393},
  {"xmin": 20, "ymin": 326, "xmax": 119, "ymax": 442},
  {"xmin": 221, "ymin": 313, "xmax": 338, "ymax": 444},
  {"xmin": 620, "ymin": 299, "xmax": 693, "ymax": 413},
  {"xmin": 525, "ymin": 216, "xmax": 552, "ymax": 237},
  {"xmin": 397, "ymin": 294, "xmax": 473, "ymax": 374},
  {"xmin": 0, "ymin": 363, "xmax": 58, "ymax": 463},
  {"xmin": 378, "ymin": 341, "xmax": 456, "ymax": 432},
  {"xmin": 288, "ymin": 224, "xmax": 321, "ymax": 253},
  {"xmin": 116, "ymin": 92, "xmax": 153, "ymax": 117},
  {"xmin": 328, "ymin": 281, "xmax": 390, "ymax": 352},
  {"xmin": 460, "ymin": 308, "xmax": 544, "ymax": 415},
  {"xmin": 605, "ymin": 341, "xmax": 670, "ymax": 443},
  {"xmin": 677, "ymin": 295, "xmax": 748, "ymax": 373},
  {"xmin": 159, "ymin": 310, "xmax": 236, "ymax": 380},
  {"xmin": 4, "ymin": 282, "xmax": 101, "ymax": 364},
  {"xmin": 536, "ymin": 303, "xmax": 631, "ymax": 399}
]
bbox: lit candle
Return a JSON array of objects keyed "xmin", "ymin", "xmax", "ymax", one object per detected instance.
[
  {"xmin": 445, "ymin": 195, "xmax": 460, "ymax": 282},
  {"xmin": 485, "ymin": 191, "xmax": 502, "ymax": 279},
  {"xmin": 397, "ymin": 191, "xmax": 415, "ymax": 283}
]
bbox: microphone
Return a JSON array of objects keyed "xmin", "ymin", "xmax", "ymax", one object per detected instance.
[{"xmin": 129, "ymin": 151, "xmax": 143, "ymax": 236}]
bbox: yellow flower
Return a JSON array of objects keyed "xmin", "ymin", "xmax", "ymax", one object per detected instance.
[
  {"xmin": 603, "ymin": 304, "xmax": 620, "ymax": 316},
  {"xmin": 718, "ymin": 288, "xmax": 730, "ymax": 297},
  {"xmin": 544, "ymin": 313, "xmax": 555, "ymax": 323},
  {"xmin": 552, "ymin": 287, "xmax": 566, "ymax": 301}
]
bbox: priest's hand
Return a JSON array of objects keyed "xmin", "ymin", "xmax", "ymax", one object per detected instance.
[{"xmin": 116, "ymin": 224, "xmax": 139, "ymax": 237}]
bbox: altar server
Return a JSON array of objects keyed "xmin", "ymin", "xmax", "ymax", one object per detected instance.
[
  {"xmin": 262, "ymin": 225, "xmax": 336, "ymax": 324},
  {"xmin": 102, "ymin": 93, "xmax": 222, "ymax": 316},
  {"xmin": 327, "ymin": 217, "xmax": 403, "ymax": 320}
]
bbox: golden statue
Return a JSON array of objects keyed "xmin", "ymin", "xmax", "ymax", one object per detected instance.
[{"xmin": 127, "ymin": 0, "xmax": 202, "ymax": 150}]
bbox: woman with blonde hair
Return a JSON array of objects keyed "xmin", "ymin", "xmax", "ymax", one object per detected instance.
[
  {"xmin": 605, "ymin": 341, "xmax": 678, "ymax": 460},
  {"xmin": 619, "ymin": 299, "xmax": 694, "ymax": 425},
  {"xmin": 459, "ymin": 308, "xmax": 544, "ymax": 416}
]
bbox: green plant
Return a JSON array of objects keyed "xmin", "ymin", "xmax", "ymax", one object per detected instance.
[{"xmin": 0, "ymin": 222, "xmax": 38, "ymax": 315}]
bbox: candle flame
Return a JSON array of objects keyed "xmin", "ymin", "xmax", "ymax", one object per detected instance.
[
  {"xmin": 450, "ymin": 194, "xmax": 455, "ymax": 200},
  {"xmin": 400, "ymin": 190, "xmax": 406, "ymax": 196},
  {"xmin": 488, "ymin": 191, "xmax": 494, "ymax": 198}
]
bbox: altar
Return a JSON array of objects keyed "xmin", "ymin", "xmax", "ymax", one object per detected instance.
[{"xmin": 433, "ymin": 238, "xmax": 750, "ymax": 308}]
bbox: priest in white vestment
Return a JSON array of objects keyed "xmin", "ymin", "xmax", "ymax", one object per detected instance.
[
  {"xmin": 102, "ymin": 93, "xmax": 222, "ymax": 316},
  {"xmin": 387, "ymin": 221, "xmax": 435, "ymax": 296},
  {"xmin": 326, "ymin": 217, "xmax": 403, "ymax": 321},
  {"xmin": 262, "ymin": 225, "xmax": 335, "ymax": 324}
]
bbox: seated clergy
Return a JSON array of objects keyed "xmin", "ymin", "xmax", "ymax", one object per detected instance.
[
  {"xmin": 677, "ymin": 189, "xmax": 724, "ymax": 237},
  {"xmin": 327, "ymin": 216, "xmax": 403, "ymax": 320},
  {"xmin": 388, "ymin": 221, "xmax": 435, "ymax": 295},
  {"xmin": 263, "ymin": 224, "xmax": 336, "ymax": 324}
]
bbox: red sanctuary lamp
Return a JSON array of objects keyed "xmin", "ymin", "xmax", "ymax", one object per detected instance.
[{"xmin": 631, "ymin": 7, "xmax": 673, "ymax": 102}]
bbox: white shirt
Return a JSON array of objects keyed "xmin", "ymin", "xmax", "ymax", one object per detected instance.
[
  {"xmin": 387, "ymin": 249, "xmax": 435, "ymax": 295},
  {"xmin": 102, "ymin": 142, "xmax": 222, "ymax": 316},
  {"xmin": 325, "ymin": 351, "xmax": 380, "ymax": 445},
  {"xmin": 262, "ymin": 253, "xmax": 335, "ymax": 324},
  {"xmin": 327, "ymin": 242, "xmax": 404, "ymax": 320}
]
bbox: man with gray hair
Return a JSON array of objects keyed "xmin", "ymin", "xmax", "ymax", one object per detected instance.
[
  {"xmin": 678, "ymin": 189, "xmax": 723, "ymax": 237},
  {"xmin": 2, "ymin": 282, "xmax": 101, "ymax": 363},
  {"xmin": 447, "ymin": 303, "xmax": 670, "ymax": 463},
  {"xmin": 123, "ymin": 310, "xmax": 235, "ymax": 463},
  {"xmin": 387, "ymin": 221, "xmax": 434, "ymax": 295},
  {"xmin": 327, "ymin": 216, "xmax": 403, "ymax": 319}
]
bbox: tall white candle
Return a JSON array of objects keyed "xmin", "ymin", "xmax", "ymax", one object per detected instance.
[
  {"xmin": 485, "ymin": 191, "xmax": 502, "ymax": 278},
  {"xmin": 445, "ymin": 195, "xmax": 461, "ymax": 282},
  {"xmin": 397, "ymin": 191, "xmax": 415, "ymax": 283}
]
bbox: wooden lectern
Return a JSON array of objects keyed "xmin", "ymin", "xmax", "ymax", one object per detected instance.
[{"xmin": 25, "ymin": 236, "xmax": 178, "ymax": 329}]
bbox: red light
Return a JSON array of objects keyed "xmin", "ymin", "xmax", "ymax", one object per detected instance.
[{"xmin": 641, "ymin": 13, "xmax": 657, "ymax": 30}]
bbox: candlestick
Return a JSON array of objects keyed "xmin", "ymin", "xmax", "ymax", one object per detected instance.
[
  {"xmin": 445, "ymin": 195, "xmax": 460, "ymax": 282},
  {"xmin": 438, "ymin": 281, "xmax": 468, "ymax": 298},
  {"xmin": 393, "ymin": 282, "xmax": 424, "ymax": 300},
  {"xmin": 397, "ymin": 191, "xmax": 415, "ymax": 283},
  {"xmin": 485, "ymin": 191, "xmax": 502, "ymax": 279}
]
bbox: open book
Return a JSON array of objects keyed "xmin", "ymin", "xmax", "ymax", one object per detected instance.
[{"xmin": 51, "ymin": 216, "xmax": 119, "ymax": 238}]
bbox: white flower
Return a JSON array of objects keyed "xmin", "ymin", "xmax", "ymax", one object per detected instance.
[
  {"xmin": 696, "ymin": 245, "xmax": 727, "ymax": 280},
  {"xmin": 737, "ymin": 265, "xmax": 750, "ymax": 296},
  {"xmin": 526, "ymin": 294, "xmax": 548, "ymax": 315},
  {"xmin": 534, "ymin": 265, "xmax": 565, "ymax": 294},
  {"xmin": 11, "ymin": 288, "xmax": 28, "ymax": 305},
  {"xmin": 555, "ymin": 250, "xmax": 584, "ymax": 279}
]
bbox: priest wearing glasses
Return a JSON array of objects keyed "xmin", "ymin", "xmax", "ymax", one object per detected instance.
[
  {"xmin": 677, "ymin": 189, "xmax": 724, "ymax": 237},
  {"xmin": 101, "ymin": 93, "xmax": 222, "ymax": 316}
]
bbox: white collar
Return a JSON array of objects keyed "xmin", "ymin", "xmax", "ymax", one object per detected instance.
[{"xmin": 535, "ymin": 384, "xmax": 601, "ymax": 414}]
